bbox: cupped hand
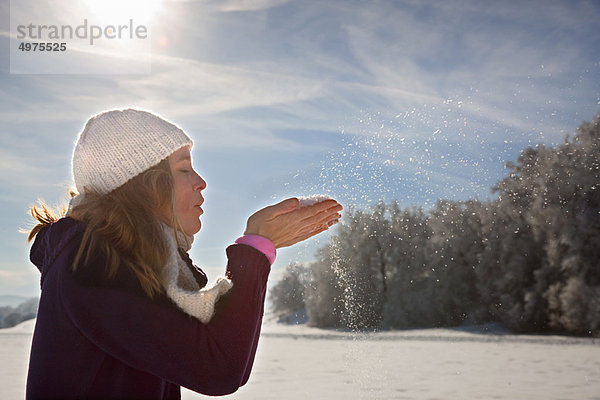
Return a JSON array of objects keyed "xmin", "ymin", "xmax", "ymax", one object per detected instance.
[{"xmin": 244, "ymin": 197, "xmax": 343, "ymax": 248}]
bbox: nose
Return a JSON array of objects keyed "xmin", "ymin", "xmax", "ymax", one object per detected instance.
[{"xmin": 194, "ymin": 173, "xmax": 207, "ymax": 191}]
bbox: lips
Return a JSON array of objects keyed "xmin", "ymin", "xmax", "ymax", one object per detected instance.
[{"xmin": 195, "ymin": 198, "xmax": 204, "ymax": 214}]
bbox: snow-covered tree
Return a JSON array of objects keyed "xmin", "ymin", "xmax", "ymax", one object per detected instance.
[
  {"xmin": 305, "ymin": 242, "xmax": 346, "ymax": 328},
  {"xmin": 528, "ymin": 113, "xmax": 600, "ymax": 335},
  {"xmin": 426, "ymin": 200, "xmax": 486, "ymax": 326},
  {"xmin": 269, "ymin": 262, "xmax": 310, "ymax": 318},
  {"xmin": 0, "ymin": 298, "xmax": 38, "ymax": 329},
  {"xmin": 312, "ymin": 206, "xmax": 388, "ymax": 330},
  {"xmin": 382, "ymin": 203, "xmax": 433, "ymax": 328},
  {"xmin": 486, "ymin": 111, "xmax": 600, "ymax": 335}
]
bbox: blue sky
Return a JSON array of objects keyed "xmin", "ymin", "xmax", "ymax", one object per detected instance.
[{"xmin": 1, "ymin": 0, "xmax": 599, "ymax": 298}]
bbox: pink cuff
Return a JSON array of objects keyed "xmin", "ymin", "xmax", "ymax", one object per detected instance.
[{"xmin": 234, "ymin": 235, "xmax": 276, "ymax": 265}]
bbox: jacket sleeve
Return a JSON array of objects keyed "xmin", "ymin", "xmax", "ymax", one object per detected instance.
[{"xmin": 59, "ymin": 243, "xmax": 270, "ymax": 396}]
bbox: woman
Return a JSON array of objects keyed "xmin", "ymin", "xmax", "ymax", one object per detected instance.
[{"xmin": 26, "ymin": 109, "xmax": 342, "ymax": 399}]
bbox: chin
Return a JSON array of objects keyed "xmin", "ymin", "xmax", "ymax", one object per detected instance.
[{"xmin": 184, "ymin": 221, "xmax": 202, "ymax": 236}]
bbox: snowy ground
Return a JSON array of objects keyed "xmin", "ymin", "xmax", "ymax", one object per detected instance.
[{"xmin": 1, "ymin": 319, "xmax": 599, "ymax": 400}]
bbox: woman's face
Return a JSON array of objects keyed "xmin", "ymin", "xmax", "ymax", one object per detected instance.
[{"xmin": 168, "ymin": 146, "xmax": 207, "ymax": 236}]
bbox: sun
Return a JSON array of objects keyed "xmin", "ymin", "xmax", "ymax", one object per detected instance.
[{"xmin": 81, "ymin": 0, "xmax": 163, "ymax": 25}]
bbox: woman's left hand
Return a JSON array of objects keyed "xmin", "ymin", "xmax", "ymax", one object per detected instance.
[{"xmin": 244, "ymin": 198, "xmax": 343, "ymax": 248}]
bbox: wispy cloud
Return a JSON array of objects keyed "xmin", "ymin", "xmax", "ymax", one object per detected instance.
[
  {"xmin": 209, "ymin": 0, "xmax": 291, "ymax": 12},
  {"xmin": 332, "ymin": 1, "xmax": 596, "ymax": 141},
  {"xmin": 4, "ymin": 1, "xmax": 596, "ymax": 143},
  {"xmin": 165, "ymin": 0, "xmax": 291, "ymax": 12}
]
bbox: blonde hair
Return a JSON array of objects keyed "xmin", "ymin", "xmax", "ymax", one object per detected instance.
[{"xmin": 27, "ymin": 158, "xmax": 180, "ymax": 298}]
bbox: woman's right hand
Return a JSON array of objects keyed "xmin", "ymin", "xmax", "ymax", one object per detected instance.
[{"xmin": 244, "ymin": 198, "xmax": 343, "ymax": 248}]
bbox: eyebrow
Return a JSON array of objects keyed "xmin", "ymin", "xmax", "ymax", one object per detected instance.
[{"xmin": 174, "ymin": 154, "xmax": 192, "ymax": 162}]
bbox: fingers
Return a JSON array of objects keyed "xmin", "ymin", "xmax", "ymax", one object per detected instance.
[
  {"xmin": 299, "ymin": 199, "xmax": 342, "ymax": 215},
  {"xmin": 246, "ymin": 197, "xmax": 343, "ymax": 248},
  {"xmin": 261, "ymin": 198, "xmax": 300, "ymax": 220},
  {"xmin": 296, "ymin": 214, "xmax": 339, "ymax": 237},
  {"xmin": 294, "ymin": 199, "xmax": 342, "ymax": 236},
  {"xmin": 279, "ymin": 224, "xmax": 331, "ymax": 248},
  {"xmin": 274, "ymin": 198, "xmax": 342, "ymax": 219},
  {"xmin": 285, "ymin": 209, "xmax": 341, "ymax": 246},
  {"xmin": 311, "ymin": 210, "xmax": 341, "ymax": 230},
  {"xmin": 300, "ymin": 205, "xmax": 342, "ymax": 227},
  {"xmin": 268, "ymin": 198, "xmax": 341, "ymax": 225},
  {"xmin": 296, "ymin": 200, "xmax": 342, "ymax": 222},
  {"xmin": 279, "ymin": 197, "xmax": 300, "ymax": 213}
]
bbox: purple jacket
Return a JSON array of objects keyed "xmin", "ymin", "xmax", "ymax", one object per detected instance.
[{"xmin": 27, "ymin": 217, "xmax": 270, "ymax": 399}]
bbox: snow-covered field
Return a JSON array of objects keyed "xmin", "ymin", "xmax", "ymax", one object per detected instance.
[{"xmin": 1, "ymin": 319, "xmax": 599, "ymax": 400}]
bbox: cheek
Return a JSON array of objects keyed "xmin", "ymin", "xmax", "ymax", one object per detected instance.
[
  {"xmin": 173, "ymin": 180, "xmax": 194, "ymax": 214},
  {"xmin": 171, "ymin": 178, "xmax": 201, "ymax": 235}
]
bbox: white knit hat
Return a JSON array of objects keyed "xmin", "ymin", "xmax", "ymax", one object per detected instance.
[{"xmin": 72, "ymin": 109, "xmax": 193, "ymax": 194}]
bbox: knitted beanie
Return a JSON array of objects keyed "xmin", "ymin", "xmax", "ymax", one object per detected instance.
[{"xmin": 73, "ymin": 109, "xmax": 193, "ymax": 195}]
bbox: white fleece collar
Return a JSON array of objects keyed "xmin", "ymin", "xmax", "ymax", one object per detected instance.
[{"xmin": 161, "ymin": 224, "xmax": 233, "ymax": 323}]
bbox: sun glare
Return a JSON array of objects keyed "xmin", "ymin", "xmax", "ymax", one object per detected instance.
[{"xmin": 82, "ymin": 0, "xmax": 163, "ymax": 25}]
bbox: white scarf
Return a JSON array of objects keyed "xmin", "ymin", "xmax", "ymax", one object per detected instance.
[{"xmin": 161, "ymin": 224, "xmax": 233, "ymax": 323}]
